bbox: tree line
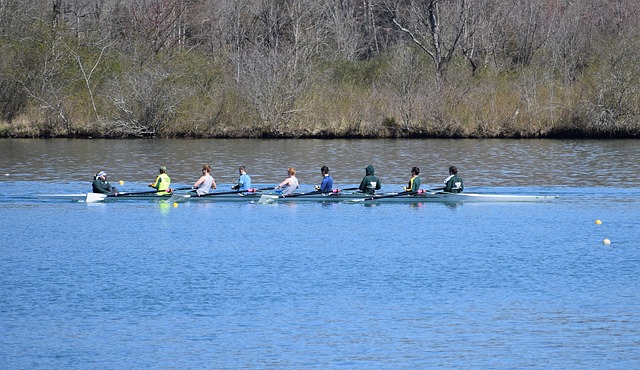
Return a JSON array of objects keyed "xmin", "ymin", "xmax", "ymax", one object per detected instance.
[{"xmin": 1, "ymin": 0, "xmax": 639, "ymax": 138}]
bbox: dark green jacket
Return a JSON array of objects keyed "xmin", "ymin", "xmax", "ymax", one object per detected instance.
[
  {"xmin": 405, "ymin": 176, "xmax": 421, "ymax": 192},
  {"xmin": 92, "ymin": 178, "xmax": 113, "ymax": 194},
  {"xmin": 359, "ymin": 165, "xmax": 381, "ymax": 195},
  {"xmin": 444, "ymin": 175, "xmax": 464, "ymax": 193}
]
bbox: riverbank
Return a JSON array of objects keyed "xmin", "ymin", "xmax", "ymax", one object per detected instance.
[
  {"xmin": 2, "ymin": 60, "xmax": 639, "ymax": 140},
  {"xmin": 2, "ymin": 119, "xmax": 638, "ymax": 139},
  {"xmin": 2, "ymin": 1, "xmax": 640, "ymax": 140}
]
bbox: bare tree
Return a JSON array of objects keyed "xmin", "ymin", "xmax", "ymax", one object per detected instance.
[
  {"xmin": 382, "ymin": 44, "xmax": 425, "ymax": 131},
  {"xmin": 106, "ymin": 66, "xmax": 186, "ymax": 137},
  {"xmin": 582, "ymin": 26, "xmax": 640, "ymax": 135},
  {"xmin": 233, "ymin": 0, "xmax": 318, "ymax": 135},
  {"xmin": 208, "ymin": 0, "xmax": 252, "ymax": 83},
  {"xmin": 458, "ymin": 0, "xmax": 490, "ymax": 76},
  {"xmin": 61, "ymin": 39, "xmax": 110, "ymax": 122},
  {"xmin": 322, "ymin": 0, "xmax": 364, "ymax": 61},
  {"xmin": 113, "ymin": 0, "xmax": 188, "ymax": 65},
  {"xmin": 485, "ymin": 1, "xmax": 561, "ymax": 72},
  {"xmin": 0, "ymin": 72, "xmax": 28, "ymax": 122},
  {"xmin": 363, "ymin": 0, "xmax": 381, "ymax": 55},
  {"xmin": 16, "ymin": 33, "xmax": 75, "ymax": 136},
  {"xmin": 47, "ymin": 0, "xmax": 102, "ymax": 39},
  {"xmin": 390, "ymin": 0, "xmax": 469, "ymax": 83}
]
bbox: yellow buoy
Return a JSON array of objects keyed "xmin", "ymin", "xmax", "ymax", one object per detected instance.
[
  {"xmin": 595, "ymin": 219, "xmax": 602, "ymax": 225},
  {"xmin": 172, "ymin": 202, "xmax": 178, "ymax": 207},
  {"xmin": 603, "ymin": 238, "xmax": 611, "ymax": 245},
  {"xmin": 119, "ymin": 180, "xmax": 124, "ymax": 185}
]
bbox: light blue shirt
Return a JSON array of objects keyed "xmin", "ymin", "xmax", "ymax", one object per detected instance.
[{"xmin": 238, "ymin": 174, "xmax": 251, "ymax": 190}]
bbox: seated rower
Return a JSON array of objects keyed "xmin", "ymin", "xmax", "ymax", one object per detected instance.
[
  {"xmin": 194, "ymin": 164, "xmax": 217, "ymax": 196},
  {"xmin": 443, "ymin": 166, "xmax": 464, "ymax": 193},
  {"xmin": 92, "ymin": 171, "xmax": 118, "ymax": 195},
  {"xmin": 314, "ymin": 165, "xmax": 333, "ymax": 192},
  {"xmin": 149, "ymin": 165, "xmax": 171, "ymax": 195},
  {"xmin": 403, "ymin": 167, "xmax": 421, "ymax": 193},
  {"xmin": 231, "ymin": 166, "xmax": 251, "ymax": 191},
  {"xmin": 275, "ymin": 167, "xmax": 299, "ymax": 196},
  {"xmin": 359, "ymin": 164, "xmax": 381, "ymax": 195}
]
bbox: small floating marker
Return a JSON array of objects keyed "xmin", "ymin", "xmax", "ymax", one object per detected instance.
[
  {"xmin": 603, "ymin": 238, "xmax": 611, "ymax": 246},
  {"xmin": 4, "ymin": 173, "xmax": 9, "ymax": 176},
  {"xmin": 172, "ymin": 202, "xmax": 178, "ymax": 207},
  {"xmin": 119, "ymin": 180, "xmax": 124, "ymax": 185},
  {"xmin": 595, "ymin": 219, "xmax": 602, "ymax": 225}
]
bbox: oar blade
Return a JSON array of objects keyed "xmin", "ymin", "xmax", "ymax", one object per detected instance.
[
  {"xmin": 344, "ymin": 191, "xmax": 415, "ymax": 204},
  {"xmin": 85, "ymin": 193, "xmax": 107, "ymax": 203},
  {"xmin": 258, "ymin": 194, "xmax": 279, "ymax": 204},
  {"xmin": 344, "ymin": 198, "xmax": 366, "ymax": 204},
  {"xmin": 168, "ymin": 193, "xmax": 191, "ymax": 203}
]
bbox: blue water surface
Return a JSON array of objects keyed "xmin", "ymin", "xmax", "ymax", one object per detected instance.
[
  {"xmin": 1, "ymin": 182, "xmax": 639, "ymax": 369},
  {"xmin": 2, "ymin": 138, "xmax": 640, "ymax": 368}
]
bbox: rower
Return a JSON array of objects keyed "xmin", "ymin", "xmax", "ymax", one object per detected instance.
[
  {"xmin": 231, "ymin": 166, "xmax": 251, "ymax": 191},
  {"xmin": 443, "ymin": 166, "xmax": 464, "ymax": 193},
  {"xmin": 193, "ymin": 164, "xmax": 217, "ymax": 195},
  {"xmin": 149, "ymin": 165, "xmax": 171, "ymax": 195},
  {"xmin": 275, "ymin": 167, "xmax": 299, "ymax": 196},
  {"xmin": 403, "ymin": 167, "xmax": 421, "ymax": 193},
  {"xmin": 314, "ymin": 166, "xmax": 333, "ymax": 192},
  {"xmin": 358, "ymin": 165, "xmax": 381, "ymax": 195},
  {"xmin": 92, "ymin": 170, "xmax": 118, "ymax": 195}
]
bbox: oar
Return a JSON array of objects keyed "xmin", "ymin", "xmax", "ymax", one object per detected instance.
[
  {"xmin": 356, "ymin": 187, "xmax": 448, "ymax": 202},
  {"xmin": 426, "ymin": 187, "xmax": 445, "ymax": 193},
  {"xmin": 346, "ymin": 190, "xmax": 418, "ymax": 203},
  {"xmin": 367, "ymin": 186, "xmax": 448, "ymax": 198},
  {"xmin": 197, "ymin": 186, "xmax": 275, "ymax": 198},
  {"xmin": 286, "ymin": 187, "xmax": 361, "ymax": 197},
  {"xmin": 311, "ymin": 186, "xmax": 360, "ymax": 191},
  {"xmin": 259, "ymin": 186, "xmax": 353, "ymax": 201},
  {"xmin": 279, "ymin": 190, "xmax": 325, "ymax": 198},
  {"xmin": 259, "ymin": 190, "xmax": 318, "ymax": 204},
  {"xmin": 365, "ymin": 191, "xmax": 417, "ymax": 201},
  {"xmin": 257, "ymin": 187, "xmax": 360, "ymax": 204},
  {"xmin": 334, "ymin": 187, "xmax": 359, "ymax": 192},
  {"xmin": 169, "ymin": 186, "xmax": 276, "ymax": 203},
  {"xmin": 117, "ymin": 186, "xmax": 194, "ymax": 196}
]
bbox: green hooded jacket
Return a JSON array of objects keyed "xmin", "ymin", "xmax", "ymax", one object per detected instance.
[{"xmin": 359, "ymin": 165, "xmax": 381, "ymax": 195}]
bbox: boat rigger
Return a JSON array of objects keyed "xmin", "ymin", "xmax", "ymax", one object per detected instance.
[{"xmin": 68, "ymin": 189, "xmax": 558, "ymax": 204}]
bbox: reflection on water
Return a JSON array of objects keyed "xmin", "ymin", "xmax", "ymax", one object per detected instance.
[
  {"xmin": 2, "ymin": 140, "xmax": 640, "ymax": 369},
  {"xmin": 1, "ymin": 138, "xmax": 639, "ymax": 189}
]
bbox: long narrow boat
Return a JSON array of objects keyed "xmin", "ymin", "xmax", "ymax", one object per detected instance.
[
  {"xmin": 52, "ymin": 190, "xmax": 558, "ymax": 203},
  {"xmin": 253, "ymin": 192, "xmax": 559, "ymax": 204},
  {"xmin": 38, "ymin": 192, "xmax": 173, "ymax": 203}
]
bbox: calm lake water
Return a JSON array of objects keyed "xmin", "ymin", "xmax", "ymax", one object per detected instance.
[{"xmin": 1, "ymin": 139, "xmax": 639, "ymax": 369}]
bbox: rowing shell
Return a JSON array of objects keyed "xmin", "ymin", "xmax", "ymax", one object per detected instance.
[
  {"xmin": 256, "ymin": 192, "xmax": 559, "ymax": 203},
  {"xmin": 40, "ymin": 191, "xmax": 560, "ymax": 204},
  {"xmin": 37, "ymin": 192, "xmax": 177, "ymax": 203}
]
